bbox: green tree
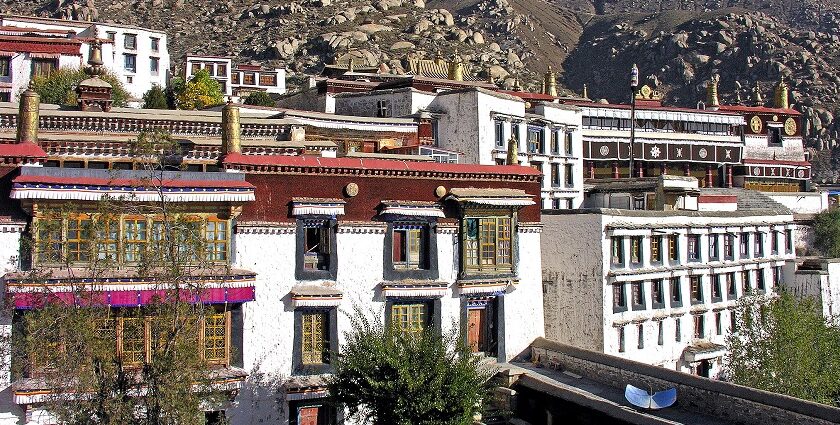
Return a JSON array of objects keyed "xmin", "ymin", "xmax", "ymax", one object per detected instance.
[
  {"xmin": 13, "ymin": 131, "xmax": 232, "ymax": 424},
  {"xmin": 724, "ymin": 292, "xmax": 840, "ymax": 406},
  {"xmin": 142, "ymin": 84, "xmax": 169, "ymax": 109},
  {"xmin": 328, "ymin": 310, "xmax": 493, "ymax": 425},
  {"xmin": 814, "ymin": 208, "xmax": 840, "ymax": 257},
  {"xmin": 29, "ymin": 67, "xmax": 129, "ymax": 107},
  {"xmin": 243, "ymin": 91, "xmax": 275, "ymax": 107},
  {"xmin": 175, "ymin": 70, "xmax": 223, "ymax": 110}
]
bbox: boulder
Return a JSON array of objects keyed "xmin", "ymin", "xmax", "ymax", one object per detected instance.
[{"xmin": 390, "ymin": 41, "xmax": 416, "ymax": 50}]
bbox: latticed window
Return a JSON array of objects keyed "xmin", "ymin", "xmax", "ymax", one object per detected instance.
[
  {"xmin": 95, "ymin": 218, "xmax": 119, "ymax": 261},
  {"xmin": 668, "ymin": 235, "xmax": 679, "ymax": 261},
  {"xmin": 259, "ymin": 74, "xmax": 277, "ymax": 86},
  {"xmin": 121, "ymin": 317, "xmax": 145, "ymax": 365},
  {"xmin": 66, "ymin": 215, "xmax": 92, "ymax": 262},
  {"xmin": 611, "ymin": 236, "xmax": 623, "ymax": 265},
  {"xmin": 205, "ymin": 219, "xmax": 228, "ymax": 262},
  {"xmin": 123, "ymin": 218, "xmax": 148, "ymax": 263},
  {"xmin": 463, "ymin": 217, "xmax": 512, "ymax": 273},
  {"xmin": 36, "ymin": 217, "xmax": 63, "ymax": 263},
  {"xmin": 392, "ymin": 224, "xmax": 426, "ymax": 270},
  {"xmin": 630, "ymin": 237, "xmax": 642, "ymax": 264},
  {"xmin": 301, "ymin": 311, "xmax": 328, "ymax": 364},
  {"xmin": 650, "ymin": 236, "xmax": 661, "ymax": 263},
  {"xmin": 391, "ymin": 303, "xmax": 427, "ymax": 334},
  {"xmin": 204, "ymin": 313, "xmax": 227, "ymax": 363}
]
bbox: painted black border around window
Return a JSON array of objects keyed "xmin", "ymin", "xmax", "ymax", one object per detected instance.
[
  {"xmin": 383, "ymin": 220, "xmax": 439, "ymax": 281},
  {"xmin": 292, "ymin": 307, "xmax": 339, "ymax": 375},
  {"xmin": 295, "ymin": 217, "xmax": 338, "ymax": 281}
]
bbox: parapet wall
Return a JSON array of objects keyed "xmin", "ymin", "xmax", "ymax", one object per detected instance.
[{"xmin": 529, "ymin": 338, "xmax": 840, "ymax": 425}]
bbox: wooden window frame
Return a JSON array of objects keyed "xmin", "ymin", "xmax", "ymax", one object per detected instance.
[
  {"xmin": 300, "ymin": 311, "xmax": 329, "ymax": 365},
  {"xmin": 650, "ymin": 236, "xmax": 662, "ymax": 263},
  {"xmin": 668, "ymin": 235, "xmax": 679, "ymax": 261},
  {"xmin": 610, "ymin": 236, "xmax": 624, "ymax": 266},
  {"xmin": 391, "ymin": 302, "xmax": 428, "ymax": 335},
  {"xmin": 690, "ymin": 276, "xmax": 703, "ymax": 304},
  {"xmin": 462, "ymin": 215, "xmax": 513, "ymax": 274},
  {"xmin": 630, "ymin": 236, "xmax": 642, "ymax": 265}
]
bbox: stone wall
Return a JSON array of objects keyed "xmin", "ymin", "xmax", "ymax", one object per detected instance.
[{"xmin": 530, "ymin": 338, "xmax": 840, "ymax": 425}]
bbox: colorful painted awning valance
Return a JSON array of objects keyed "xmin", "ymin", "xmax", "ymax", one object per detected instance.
[
  {"xmin": 10, "ymin": 167, "xmax": 256, "ymax": 203},
  {"xmin": 9, "ymin": 286, "xmax": 256, "ymax": 310},
  {"xmin": 289, "ymin": 285, "xmax": 342, "ymax": 307},
  {"xmin": 457, "ymin": 277, "xmax": 517, "ymax": 296},
  {"xmin": 380, "ymin": 281, "xmax": 448, "ymax": 298},
  {"xmin": 447, "ymin": 188, "xmax": 536, "ymax": 207},
  {"xmin": 291, "ymin": 197, "xmax": 346, "ymax": 216},
  {"xmin": 379, "ymin": 200, "xmax": 445, "ymax": 218}
]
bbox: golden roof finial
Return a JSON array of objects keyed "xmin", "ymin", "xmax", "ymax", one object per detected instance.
[
  {"xmin": 752, "ymin": 84, "xmax": 764, "ymax": 107},
  {"xmin": 774, "ymin": 78, "xmax": 789, "ymax": 109},
  {"xmin": 582, "ymin": 83, "xmax": 589, "ymax": 100},
  {"xmin": 512, "ymin": 76, "xmax": 522, "ymax": 91},
  {"xmin": 347, "ymin": 57, "xmax": 355, "ymax": 72},
  {"xmin": 706, "ymin": 74, "xmax": 720, "ymax": 110},
  {"xmin": 434, "ymin": 50, "xmax": 444, "ymax": 66},
  {"xmin": 506, "ymin": 136, "xmax": 519, "ymax": 165},
  {"xmin": 447, "ymin": 49, "xmax": 463, "ymax": 81},
  {"xmin": 544, "ymin": 65, "xmax": 558, "ymax": 97}
]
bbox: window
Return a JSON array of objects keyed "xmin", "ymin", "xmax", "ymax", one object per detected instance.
[
  {"xmin": 715, "ymin": 312, "xmax": 723, "ymax": 335},
  {"xmin": 551, "ymin": 163, "xmax": 561, "ymax": 187},
  {"xmin": 633, "ymin": 196, "xmax": 645, "ymax": 210},
  {"xmin": 391, "ymin": 302, "xmax": 428, "ymax": 334},
  {"xmin": 391, "ymin": 223, "xmax": 428, "ymax": 270},
  {"xmin": 0, "ymin": 57, "xmax": 9, "ymax": 77},
  {"xmin": 630, "ymin": 237, "xmax": 642, "ymax": 265},
  {"xmin": 463, "ymin": 216, "xmax": 512, "ymax": 274},
  {"xmin": 205, "ymin": 219, "xmax": 228, "ymax": 262},
  {"xmin": 31, "ymin": 58, "xmax": 57, "ymax": 77},
  {"xmin": 375, "ymin": 100, "xmax": 391, "ymax": 118},
  {"xmin": 771, "ymin": 231, "xmax": 779, "ymax": 254},
  {"xmin": 773, "ymin": 266, "xmax": 782, "ymax": 287},
  {"xmin": 204, "ymin": 312, "xmax": 228, "ymax": 363},
  {"xmin": 724, "ymin": 234, "xmax": 734, "ymax": 259},
  {"xmin": 550, "ymin": 130, "xmax": 560, "ymax": 154},
  {"xmin": 757, "ymin": 269, "xmax": 766, "ymax": 292},
  {"xmin": 303, "ymin": 221, "xmax": 332, "ymax": 271},
  {"xmin": 151, "ymin": 37, "xmax": 160, "ymax": 52},
  {"xmin": 670, "ymin": 278, "xmax": 682, "ymax": 307},
  {"xmin": 527, "ymin": 126, "xmax": 543, "ymax": 153},
  {"xmin": 217, "ymin": 63, "xmax": 228, "ymax": 76},
  {"xmin": 301, "ymin": 311, "xmax": 329, "ymax": 364},
  {"xmin": 657, "ymin": 321, "xmax": 664, "ymax": 345},
  {"xmin": 124, "ymin": 33, "xmax": 137, "ymax": 50},
  {"xmin": 494, "ymin": 120, "xmax": 505, "ymax": 148},
  {"xmin": 687, "ymin": 235, "xmax": 700, "ymax": 261},
  {"xmin": 67, "ymin": 215, "xmax": 92, "ymax": 262},
  {"xmin": 191, "ymin": 62, "xmax": 201, "ymax": 75},
  {"xmin": 259, "ymin": 74, "xmax": 277, "ymax": 86},
  {"xmin": 565, "ymin": 164, "xmax": 574, "ymax": 186},
  {"xmin": 243, "ymin": 72, "xmax": 256, "ymax": 85},
  {"xmin": 121, "ymin": 317, "xmax": 145, "ymax": 365},
  {"xmin": 668, "ymin": 235, "xmax": 679, "ymax": 262},
  {"xmin": 511, "ymin": 123, "xmax": 520, "ymax": 144},
  {"xmin": 618, "ymin": 327, "xmax": 625, "ymax": 352},
  {"xmin": 565, "ymin": 132, "xmax": 573, "ymax": 156},
  {"xmin": 123, "ymin": 217, "xmax": 148, "ymax": 263},
  {"xmin": 742, "ymin": 270, "xmax": 751, "ymax": 293},
  {"xmin": 709, "ymin": 234, "xmax": 718, "ymax": 260},
  {"xmin": 785, "ymin": 229, "xmax": 793, "ymax": 253},
  {"xmin": 637, "ymin": 324, "xmax": 644, "ymax": 349},
  {"xmin": 613, "ymin": 283, "xmax": 627, "ymax": 312},
  {"xmin": 631, "ymin": 282, "xmax": 644, "ymax": 310},
  {"xmin": 650, "ymin": 235, "xmax": 662, "ymax": 263},
  {"xmin": 754, "ymin": 232, "xmax": 764, "ymax": 257},
  {"xmin": 106, "ymin": 31, "xmax": 116, "ymax": 41},
  {"xmin": 150, "ymin": 57, "xmax": 159, "ymax": 74},
  {"xmin": 95, "ymin": 218, "xmax": 119, "ymax": 261},
  {"xmin": 740, "ymin": 232, "xmax": 749, "ymax": 257},
  {"xmin": 712, "ymin": 275, "xmax": 722, "ymax": 301},
  {"xmin": 694, "ymin": 315, "xmax": 705, "ymax": 339},
  {"xmin": 611, "ymin": 236, "xmax": 624, "ymax": 266},
  {"xmin": 124, "ymin": 54, "xmax": 137, "ymax": 73},
  {"xmin": 651, "ymin": 279, "xmax": 664, "ymax": 307},
  {"xmin": 675, "ymin": 317, "xmax": 682, "ymax": 342},
  {"xmin": 690, "ymin": 276, "xmax": 703, "ymax": 304},
  {"xmin": 727, "ymin": 273, "xmax": 736, "ymax": 299},
  {"xmin": 231, "ymin": 72, "xmax": 240, "ymax": 85}
]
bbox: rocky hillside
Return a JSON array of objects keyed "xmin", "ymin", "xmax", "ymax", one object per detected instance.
[{"xmin": 6, "ymin": 0, "xmax": 840, "ymax": 180}]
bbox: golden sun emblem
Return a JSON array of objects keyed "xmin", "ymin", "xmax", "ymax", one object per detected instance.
[
  {"xmin": 749, "ymin": 116, "xmax": 763, "ymax": 133},
  {"xmin": 784, "ymin": 117, "xmax": 797, "ymax": 136}
]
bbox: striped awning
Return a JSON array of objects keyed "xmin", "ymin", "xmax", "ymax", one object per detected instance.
[
  {"xmin": 379, "ymin": 201, "xmax": 444, "ymax": 218},
  {"xmin": 381, "ymin": 281, "xmax": 448, "ymax": 298},
  {"xmin": 289, "ymin": 285, "xmax": 343, "ymax": 307},
  {"xmin": 291, "ymin": 198, "xmax": 346, "ymax": 216}
]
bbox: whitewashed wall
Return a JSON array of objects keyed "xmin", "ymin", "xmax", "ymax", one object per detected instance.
[{"xmin": 0, "ymin": 223, "xmax": 25, "ymax": 424}]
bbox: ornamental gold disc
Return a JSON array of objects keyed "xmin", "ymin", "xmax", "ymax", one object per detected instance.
[
  {"xmin": 749, "ymin": 116, "xmax": 763, "ymax": 133},
  {"xmin": 784, "ymin": 117, "xmax": 797, "ymax": 136}
]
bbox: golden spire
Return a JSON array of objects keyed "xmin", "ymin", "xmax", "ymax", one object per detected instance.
[
  {"xmin": 434, "ymin": 50, "xmax": 444, "ymax": 66},
  {"xmin": 544, "ymin": 66, "xmax": 558, "ymax": 97},
  {"xmin": 16, "ymin": 85, "xmax": 39, "ymax": 144},
  {"xmin": 774, "ymin": 78, "xmax": 789, "ymax": 109},
  {"xmin": 347, "ymin": 57, "xmax": 354, "ymax": 72},
  {"xmin": 582, "ymin": 84, "xmax": 589, "ymax": 100},
  {"xmin": 752, "ymin": 85, "xmax": 764, "ymax": 107},
  {"xmin": 706, "ymin": 74, "xmax": 720, "ymax": 110},
  {"xmin": 512, "ymin": 76, "xmax": 522, "ymax": 91},
  {"xmin": 447, "ymin": 49, "xmax": 463, "ymax": 81},
  {"xmin": 506, "ymin": 136, "xmax": 519, "ymax": 165}
]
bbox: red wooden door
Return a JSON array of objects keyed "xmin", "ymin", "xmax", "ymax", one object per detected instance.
[
  {"xmin": 467, "ymin": 308, "xmax": 486, "ymax": 353},
  {"xmin": 299, "ymin": 406, "xmax": 319, "ymax": 425}
]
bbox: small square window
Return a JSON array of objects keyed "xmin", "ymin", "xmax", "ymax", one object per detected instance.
[
  {"xmin": 391, "ymin": 224, "xmax": 429, "ymax": 271},
  {"xmin": 124, "ymin": 33, "xmax": 137, "ymax": 50},
  {"xmin": 124, "ymin": 53, "xmax": 137, "ymax": 73},
  {"xmin": 150, "ymin": 57, "xmax": 159, "ymax": 74},
  {"xmin": 151, "ymin": 37, "xmax": 160, "ymax": 52}
]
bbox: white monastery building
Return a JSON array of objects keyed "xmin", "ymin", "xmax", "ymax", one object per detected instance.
[
  {"xmin": 0, "ymin": 14, "xmax": 170, "ymax": 101},
  {"xmin": 184, "ymin": 54, "xmax": 286, "ymax": 102},
  {"xmin": 541, "ymin": 175, "xmax": 796, "ymax": 378}
]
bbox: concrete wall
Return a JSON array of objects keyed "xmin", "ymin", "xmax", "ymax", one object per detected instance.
[
  {"xmin": 743, "ymin": 134, "xmax": 807, "ymax": 162},
  {"xmin": 789, "ymin": 260, "xmax": 840, "ymax": 320},
  {"xmin": 530, "ymin": 338, "xmax": 840, "ymax": 425},
  {"xmin": 334, "ymin": 89, "xmax": 435, "ymax": 118},
  {"xmin": 767, "ymin": 191, "xmax": 828, "ymax": 214},
  {"xmin": 541, "ymin": 213, "xmax": 605, "ymax": 351},
  {"xmin": 0, "ymin": 222, "xmax": 24, "ymax": 424}
]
